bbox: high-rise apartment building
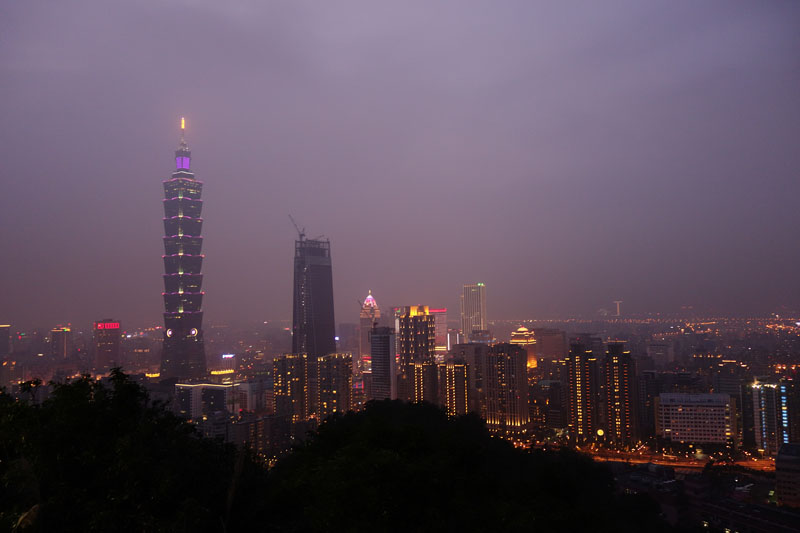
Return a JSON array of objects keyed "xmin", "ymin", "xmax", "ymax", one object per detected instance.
[
  {"xmin": 438, "ymin": 360, "xmax": 469, "ymax": 416},
  {"xmin": 369, "ymin": 325, "xmax": 396, "ymax": 401},
  {"xmin": 485, "ymin": 343, "xmax": 529, "ymax": 431},
  {"xmin": 460, "ymin": 283, "xmax": 487, "ymax": 336},
  {"xmin": 564, "ymin": 340, "xmax": 600, "ymax": 443},
  {"xmin": 317, "ymin": 353, "xmax": 352, "ymax": 419},
  {"xmin": 450, "ymin": 343, "xmax": 489, "ymax": 416},
  {"xmin": 50, "ymin": 326, "xmax": 72, "ymax": 359},
  {"xmin": 750, "ymin": 378, "xmax": 798, "ymax": 455},
  {"xmin": 358, "ymin": 291, "xmax": 380, "ymax": 373},
  {"xmin": 604, "ymin": 342, "xmax": 636, "ymax": 446},
  {"xmin": 161, "ymin": 119, "xmax": 206, "ymax": 380},
  {"xmin": 93, "ymin": 319, "xmax": 121, "ymax": 372},
  {"xmin": 273, "ymin": 353, "xmax": 309, "ymax": 424},
  {"xmin": 412, "ymin": 360, "xmax": 438, "ymax": 404},
  {"xmin": 395, "ymin": 306, "xmax": 436, "ymax": 402}
]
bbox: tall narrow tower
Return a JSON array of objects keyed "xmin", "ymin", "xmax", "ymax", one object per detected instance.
[
  {"xmin": 160, "ymin": 118, "xmax": 206, "ymax": 380},
  {"xmin": 460, "ymin": 283, "xmax": 487, "ymax": 336}
]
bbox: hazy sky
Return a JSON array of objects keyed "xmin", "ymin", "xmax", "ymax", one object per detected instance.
[{"xmin": 1, "ymin": 1, "xmax": 799, "ymax": 330}]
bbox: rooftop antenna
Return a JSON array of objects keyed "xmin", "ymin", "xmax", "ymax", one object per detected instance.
[{"xmin": 288, "ymin": 215, "xmax": 305, "ymax": 241}]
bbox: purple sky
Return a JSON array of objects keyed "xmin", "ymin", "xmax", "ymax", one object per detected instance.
[{"xmin": 1, "ymin": 1, "xmax": 799, "ymax": 330}]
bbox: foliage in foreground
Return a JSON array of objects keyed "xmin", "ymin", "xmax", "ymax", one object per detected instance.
[{"xmin": 0, "ymin": 372, "xmax": 667, "ymax": 532}]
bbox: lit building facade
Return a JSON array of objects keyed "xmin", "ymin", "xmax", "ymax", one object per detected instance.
[
  {"xmin": 510, "ymin": 326, "xmax": 537, "ymax": 370},
  {"xmin": 429, "ymin": 308, "xmax": 448, "ymax": 358},
  {"xmin": 438, "ymin": 360, "xmax": 469, "ymax": 416},
  {"xmin": 273, "ymin": 353, "xmax": 309, "ymax": 424},
  {"xmin": 655, "ymin": 393, "xmax": 736, "ymax": 446},
  {"xmin": 161, "ymin": 119, "xmax": 207, "ymax": 380},
  {"xmin": 604, "ymin": 342, "xmax": 636, "ymax": 446},
  {"xmin": 750, "ymin": 378, "xmax": 797, "ymax": 455},
  {"xmin": 50, "ymin": 326, "xmax": 72, "ymax": 359},
  {"xmin": 564, "ymin": 340, "xmax": 600, "ymax": 443},
  {"xmin": 317, "ymin": 353, "xmax": 352, "ymax": 419},
  {"xmin": 395, "ymin": 306, "xmax": 436, "ymax": 402},
  {"xmin": 485, "ymin": 343, "xmax": 529, "ymax": 431},
  {"xmin": 93, "ymin": 319, "xmax": 121, "ymax": 372},
  {"xmin": 460, "ymin": 283, "xmax": 487, "ymax": 336},
  {"xmin": 358, "ymin": 291, "xmax": 380, "ymax": 373}
]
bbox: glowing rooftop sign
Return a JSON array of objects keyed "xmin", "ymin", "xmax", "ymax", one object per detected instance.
[{"xmin": 95, "ymin": 322, "xmax": 120, "ymax": 330}]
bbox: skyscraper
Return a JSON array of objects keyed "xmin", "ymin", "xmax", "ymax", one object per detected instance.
[
  {"xmin": 460, "ymin": 283, "xmax": 487, "ymax": 336},
  {"xmin": 485, "ymin": 343, "xmax": 529, "ymax": 431},
  {"xmin": 358, "ymin": 290, "xmax": 380, "ymax": 373},
  {"xmin": 93, "ymin": 319, "xmax": 121, "ymax": 372},
  {"xmin": 292, "ymin": 236, "xmax": 336, "ymax": 359},
  {"xmin": 395, "ymin": 305, "xmax": 436, "ymax": 402},
  {"xmin": 369, "ymin": 325, "xmax": 396, "ymax": 401},
  {"xmin": 160, "ymin": 118, "xmax": 206, "ymax": 380},
  {"xmin": 50, "ymin": 326, "xmax": 72, "ymax": 359},
  {"xmin": 564, "ymin": 340, "xmax": 600, "ymax": 443},
  {"xmin": 604, "ymin": 341, "xmax": 636, "ymax": 446}
]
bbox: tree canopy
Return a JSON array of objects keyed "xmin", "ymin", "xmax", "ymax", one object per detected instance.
[{"xmin": 1, "ymin": 372, "xmax": 667, "ymax": 531}]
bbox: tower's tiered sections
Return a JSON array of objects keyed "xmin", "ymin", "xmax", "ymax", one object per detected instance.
[{"xmin": 160, "ymin": 122, "xmax": 206, "ymax": 379}]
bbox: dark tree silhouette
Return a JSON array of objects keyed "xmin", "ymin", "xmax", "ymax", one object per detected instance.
[
  {"xmin": 264, "ymin": 400, "xmax": 667, "ymax": 532},
  {"xmin": 0, "ymin": 370, "xmax": 266, "ymax": 532}
]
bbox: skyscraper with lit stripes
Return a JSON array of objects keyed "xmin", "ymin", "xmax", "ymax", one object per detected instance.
[{"xmin": 160, "ymin": 118, "xmax": 206, "ymax": 379}]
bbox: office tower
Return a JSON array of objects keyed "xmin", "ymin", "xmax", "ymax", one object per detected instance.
[
  {"xmin": 273, "ymin": 353, "xmax": 309, "ymax": 424},
  {"xmin": 438, "ymin": 360, "xmax": 469, "ymax": 416},
  {"xmin": 428, "ymin": 308, "xmax": 448, "ymax": 357},
  {"xmin": 93, "ymin": 319, "xmax": 121, "ymax": 372},
  {"xmin": 358, "ymin": 290, "xmax": 380, "ymax": 373},
  {"xmin": 369, "ymin": 326, "xmax": 396, "ymax": 401},
  {"xmin": 292, "ymin": 237, "xmax": 336, "ymax": 359},
  {"xmin": 604, "ymin": 342, "xmax": 636, "ymax": 446},
  {"xmin": 533, "ymin": 328, "xmax": 568, "ymax": 361},
  {"xmin": 317, "ymin": 353, "xmax": 352, "ymax": 419},
  {"xmin": 396, "ymin": 306, "xmax": 436, "ymax": 402},
  {"xmin": 564, "ymin": 340, "xmax": 600, "ymax": 443},
  {"xmin": 655, "ymin": 393, "xmax": 737, "ymax": 446},
  {"xmin": 485, "ymin": 343, "xmax": 529, "ymax": 431},
  {"xmin": 510, "ymin": 326, "xmax": 537, "ymax": 371},
  {"xmin": 292, "ymin": 234, "xmax": 336, "ymax": 415},
  {"xmin": 50, "ymin": 326, "xmax": 72, "ymax": 358},
  {"xmin": 0, "ymin": 325, "xmax": 10, "ymax": 356},
  {"xmin": 460, "ymin": 283, "xmax": 487, "ymax": 336},
  {"xmin": 750, "ymin": 378, "xmax": 797, "ymax": 455},
  {"xmin": 776, "ymin": 444, "xmax": 800, "ymax": 508},
  {"xmin": 161, "ymin": 118, "xmax": 207, "ymax": 380}
]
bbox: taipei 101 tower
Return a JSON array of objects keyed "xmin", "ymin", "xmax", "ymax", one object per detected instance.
[{"xmin": 160, "ymin": 118, "xmax": 206, "ymax": 379}]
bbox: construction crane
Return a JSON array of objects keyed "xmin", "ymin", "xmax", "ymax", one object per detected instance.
[
  {"xmin": 288, "ymin": 215, "xmax": 305, "ymax": 241},
  {"xmin": 613, "ymin": 300, "xmax": 623, "ymax": 317}
]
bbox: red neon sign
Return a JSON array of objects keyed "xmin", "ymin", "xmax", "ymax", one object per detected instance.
[{"xmin": 96, "ymin": 322, "xmax": 120, "ymax": 330}]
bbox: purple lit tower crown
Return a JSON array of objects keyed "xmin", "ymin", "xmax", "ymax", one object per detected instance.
[{"xmin": 160, "ymin": 118, "xmax": 206, "ymax": 379}]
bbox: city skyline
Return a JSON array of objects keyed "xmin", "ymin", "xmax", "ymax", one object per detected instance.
[{"xmin": 2, "ymin": 2, "xmax": 799, "ymax": 331}]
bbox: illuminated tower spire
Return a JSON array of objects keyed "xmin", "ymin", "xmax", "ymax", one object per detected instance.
[{"xmin": 160, "ymin": 117, "xmax": 206, "ymax": 379}]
